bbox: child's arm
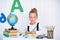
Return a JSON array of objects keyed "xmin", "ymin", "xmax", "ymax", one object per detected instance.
[
  {"xmin": 25, "ymin": 31, "xmax": 31, "ymax": 34},
  {"xmin": 31, "ymin": 30, "xmax": 36, "ymax": 34},
  {"xmin": 25, "ymin": 30, "xmax": 36, "ymax": 34}
]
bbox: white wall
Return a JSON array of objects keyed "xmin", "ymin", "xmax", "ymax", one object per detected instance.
[{"xmin": 0, "ymin": 0, "xmax": 60, "ymax": 40}]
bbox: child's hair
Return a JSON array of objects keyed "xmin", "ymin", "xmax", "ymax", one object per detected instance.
[{"xmin": 29, "ymin": 8, "xmax": 38, "ymax": 16}]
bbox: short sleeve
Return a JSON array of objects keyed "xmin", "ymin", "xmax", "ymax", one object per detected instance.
[{"xmin": 36, "ymin": 23, "xmax": 47, "ymax": 35}]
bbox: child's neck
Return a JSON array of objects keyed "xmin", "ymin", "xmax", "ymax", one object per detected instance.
[{"xmin": 30, "ymin": 22, "xmax": 36, "ymax": 25}]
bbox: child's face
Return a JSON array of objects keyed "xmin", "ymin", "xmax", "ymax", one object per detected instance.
[{"xmin": 29, "ymin": 13, "xmax": 37, "ymax": 24}]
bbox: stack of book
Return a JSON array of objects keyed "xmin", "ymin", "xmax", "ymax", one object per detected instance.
[{"xmin": 3, "ymin": 29, "xmax": 18, "ymax": 37}]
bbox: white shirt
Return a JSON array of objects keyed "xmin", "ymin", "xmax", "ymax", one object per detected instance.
[{"xmin": 26, "ymin": 22, "xmax": 47, "ymax": 35}]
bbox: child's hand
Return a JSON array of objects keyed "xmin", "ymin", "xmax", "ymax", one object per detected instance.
[
  {"xmin": 31, "ymin": 31, "xmax": 36, "ymax": 34},
  {"xmin": 25, "ymin": 31, "xmax": 36, "ymax": 34},
  {"xmin": 25, "ymin": 31, "xmax": 31, "ymax": 34}
]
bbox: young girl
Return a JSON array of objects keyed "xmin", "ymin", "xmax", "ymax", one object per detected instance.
[
  {"xmin": 25, "ymin": 8, "xmax": 39, "ymax": 34},
  {"xmin": 25, "ymin": 8, "xmax": 47, "ymax": 36}
]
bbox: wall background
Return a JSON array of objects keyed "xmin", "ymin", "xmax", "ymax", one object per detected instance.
[{"xmin": 0, "ymin": 0, "xmax": 60, "ymax": 40}]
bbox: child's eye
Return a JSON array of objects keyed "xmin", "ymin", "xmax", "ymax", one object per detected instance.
[
  {"xmin": 30, "ymin": 17, "xmax": 36, "ymax": 18},
  {"xmin": 30, "ymin": 17, "xmax": 32, "ymax": 18},
  {"xmin": 33, "ymin": 17, "xmax": 35, "ymax": 18}
]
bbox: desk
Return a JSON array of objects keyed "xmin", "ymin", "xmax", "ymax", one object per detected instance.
[
  {"xmin": 3, "ymin": 33, "xmax": 55, "ymax": 40},
  {"xmin": 3, "ymin": 38, "xmax": 55, "ymax": 40}
]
